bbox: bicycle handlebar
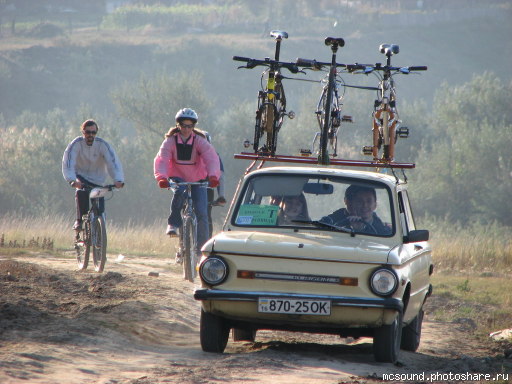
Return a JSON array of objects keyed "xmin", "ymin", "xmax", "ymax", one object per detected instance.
[
  {"xmin": 78, "ymin": 182, "xmax": 116, "ymax": 191},
  {"xmin": 295, "ymin": 57, "xmax": 346, "ymax": 70},
  {"xmin": 347, "ymin": 63, "xmax": 427, "ymax": 74},
  {"xmin": 167, "ymin": 179, "xmax": 210, "ymax": 188},
  {"xmin": 408, "ymin": 66, "xmax": 428, "ymax": 71},
  {"xmin": 233, "ymin": 56, "xmax": 300, "ymax": 74}
]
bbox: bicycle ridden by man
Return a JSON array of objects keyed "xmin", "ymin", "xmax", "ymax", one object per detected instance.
[
  {"xmin": 62, "ymin": 119, "xmax": 124, "ymax": 232},
  {"xmin": 154, "ymin": 108, "xmax": 221, "ymax": 260}
]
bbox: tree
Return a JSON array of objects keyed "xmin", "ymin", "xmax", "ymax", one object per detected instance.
[
  {"xmin": 110, "ymin": 71, "xmax": 212, "ymax": 144},
  {"xmin": 409, "ymin": 73, "xmax": 512, "ymax": 225}
]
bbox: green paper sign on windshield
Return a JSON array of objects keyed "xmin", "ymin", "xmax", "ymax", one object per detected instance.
[{"xmin": 235, "ymin": 204, "xmax": 279, "ymax": 226}]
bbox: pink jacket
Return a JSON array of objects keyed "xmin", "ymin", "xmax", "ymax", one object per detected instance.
[{"xmin": 154, "ymin": 131, "xmax": 221, "ymax": 182}]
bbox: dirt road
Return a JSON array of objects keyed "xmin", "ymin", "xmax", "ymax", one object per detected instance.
[{"xmin": 0, "ymin": 252, "xmax": 509, "ymax": 384}]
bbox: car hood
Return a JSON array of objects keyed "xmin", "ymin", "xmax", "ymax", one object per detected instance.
[{"xmin": 210, "ymin": 230, "xmax": 396, "ymax": 264}]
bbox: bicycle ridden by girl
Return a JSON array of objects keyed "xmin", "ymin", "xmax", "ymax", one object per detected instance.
[{"xmin": 154, "ymin": 108, "xmax": 221, "ymax": 259}]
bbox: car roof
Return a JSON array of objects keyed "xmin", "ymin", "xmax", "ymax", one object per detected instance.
[{"xmin": 244, "ymin": 166, "xmax": 403, "ymax": 188}]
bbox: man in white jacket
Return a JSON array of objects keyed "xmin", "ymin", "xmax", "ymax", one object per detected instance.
[{"xmin": 62, "ymin": 119, "xmax": 124, "ymax": 231}]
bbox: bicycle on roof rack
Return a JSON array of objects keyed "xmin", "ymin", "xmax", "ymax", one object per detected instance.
[
  {"xmin": 349, "ymin": 44, "xmax": 427, "ymax": 163},
  {"xmin": 296, "ymin": 37, "xmax": 353, "ymax": 165},
  {"xmin": 233, "ymin": 30, "xmax": 300, "ymax": 156}
]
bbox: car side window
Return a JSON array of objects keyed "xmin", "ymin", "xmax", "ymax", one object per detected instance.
[{"xmin": 398, "ymin": 190, "xmax": 416, "ymax": 235}]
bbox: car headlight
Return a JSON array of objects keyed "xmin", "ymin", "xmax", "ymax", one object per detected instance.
[
  {"xmin": 199, "ymin": 256, "xmax": 229, "ymax": 285},
  {"xmin": 369, "ymin": 268, "xmax": 398, "ymax": 297}
]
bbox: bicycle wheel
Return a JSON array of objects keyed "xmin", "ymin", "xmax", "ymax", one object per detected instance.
[
  {"xmin": 91, "ymin": 215, "xmax": 107, "ymax": 273},
  {"xmin": 267, "ymin": 82, "xmax": 286, "ymax": 155},
  {"xmin": 253, "ymin": 101, "xmax": 264, "ymax": 153},
  {"xmin": 319, "ymin": 68, "xmax": 335, "ymax": 164},
  {"xmin": 182, "ymin": 216, "xmax": 197, "ymax": 282},
  {"xmin": 261, "ymin": 103, "xmax": 276, "ymax": 154},
  {"xmin": 75, "ymin": 217, "xmax": 90, "ymax": 271}
]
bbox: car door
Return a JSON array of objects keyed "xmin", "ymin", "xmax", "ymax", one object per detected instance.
[{"xmin": 398, "ymin": 189, "xmax": 431, "ymax": 322}]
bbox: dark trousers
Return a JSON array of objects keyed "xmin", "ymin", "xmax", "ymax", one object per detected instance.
[{"xmin": 75, "ymin": 176, "xmax": 104, "ymax": 221}]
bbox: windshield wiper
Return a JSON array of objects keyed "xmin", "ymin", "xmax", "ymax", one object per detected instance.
[{"xmin": 291, "ymin": 220, "xmax": 354, "ymax": 234}]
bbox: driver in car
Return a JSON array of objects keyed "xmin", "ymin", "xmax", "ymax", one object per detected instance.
[{"xmin": 320, "ymin": 185, "xmax": 391, "ymax": 235}]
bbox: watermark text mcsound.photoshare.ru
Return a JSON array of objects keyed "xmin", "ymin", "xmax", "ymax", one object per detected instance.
[{"xmin": 383, "ymin": 372, "xmax": 509, "ymax": 382}]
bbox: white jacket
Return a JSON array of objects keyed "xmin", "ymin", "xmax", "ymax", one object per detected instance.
[{"xmin": 62, "ymin": 136, "xmax": 124, "ymax": 186}]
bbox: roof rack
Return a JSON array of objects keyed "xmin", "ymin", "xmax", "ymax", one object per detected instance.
[{"xmin": 234, "ymin": 152, "xmax": 415, "ymax": 169}]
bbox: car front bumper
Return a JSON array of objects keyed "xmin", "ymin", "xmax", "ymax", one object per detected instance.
[
  {"xmin": 194, "ymin": 288, "xmax": 403, "ymax": 311},
  {"xmin": 194, "ymin": 288, "xmax": 403, "ymax": 329}
]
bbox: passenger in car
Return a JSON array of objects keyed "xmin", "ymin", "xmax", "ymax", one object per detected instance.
[
  {"xmin": 278, "ymin": 194, "xmax": 310, "ymax": 225},
  {"xmin": 320, "ymin": 185, "xmax": 391, "ymax": 235}
]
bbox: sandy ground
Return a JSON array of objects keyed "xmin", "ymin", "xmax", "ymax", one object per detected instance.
[{"xmin": 0, "ymin": 251, "xmax": 510, "ymax": 384}]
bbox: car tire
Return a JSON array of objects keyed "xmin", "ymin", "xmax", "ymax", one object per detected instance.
[
  {"xmin": 373, "ymin": 312, "xmax": 402, "ymax": 363},
  {"xmin": 401, "ymin": 309, "xmax": 424, "ymax": 352},
  {"xmin": 233, "ymin": 328, "xmax": 256, "ymax": 342},
  {"xmin": 200, "ymin": 309, "xmax": 230, "ymax": 353}
]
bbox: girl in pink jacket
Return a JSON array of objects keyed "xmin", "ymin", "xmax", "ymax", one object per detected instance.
[{"xmin": 154, "ymin": 108, "xmax": 221, "ymax": 256}]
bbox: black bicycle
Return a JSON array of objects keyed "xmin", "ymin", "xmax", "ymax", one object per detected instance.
[
  {"xmin": 233, "ymin": 30, "xmax": 300, "ymax": 156},
  {"xmin": 296, "ymin": 37, "xmax": 352, "ymax": 164},
  {"xmin": 74, "ymin": 184, "xmax": 117, "ymax": 273}
]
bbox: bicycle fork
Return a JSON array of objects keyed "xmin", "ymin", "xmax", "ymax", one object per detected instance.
[{"xmin": 364, "ymin": 98, "xmax": 397, "ymax": 161}]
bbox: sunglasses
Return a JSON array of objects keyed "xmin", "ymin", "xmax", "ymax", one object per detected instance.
[
  {"xmin": 180, "ymin": 123, "xmax": 195, "ymax": 129},
  {"xmin": 83, "ymin": 130, "xmax": 97, "ymax": 135}
]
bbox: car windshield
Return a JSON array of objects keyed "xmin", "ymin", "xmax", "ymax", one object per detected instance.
[{"xmin": 232, "ymin": 173, "xmax": 394, "ymax": 237}]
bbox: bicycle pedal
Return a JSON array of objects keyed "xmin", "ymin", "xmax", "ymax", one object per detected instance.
[
  {"xmin": 397, "ymin": 126, "xmax": 409, "ymax": 138},
  {"xmin": 362, "ymin": 146, "xmax": 373, "ymax": 156},
  {"xmin": 342, "ymin": 115, "xmax": 353, "ymax": 122}
]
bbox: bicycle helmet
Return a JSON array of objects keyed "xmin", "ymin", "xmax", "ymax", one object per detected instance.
[{"xmin": 175, "ymin": 108, "xmax": 198, "ymax": 123}]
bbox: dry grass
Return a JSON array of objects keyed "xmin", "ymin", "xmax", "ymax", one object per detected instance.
[
  {"xmin": 428, "ymin": 274, "xmax": 512, "ymax": 336},
  {"xmin": 0, "ymin": 214, "xmax": 178, "ymax": 258},
  {"xmin": 1, "ymin": 214, "xmax": 511, "ymax": 273},
  {"xmin": 426, "ymin": 220, "xmax": 512, "ymax": 275}
]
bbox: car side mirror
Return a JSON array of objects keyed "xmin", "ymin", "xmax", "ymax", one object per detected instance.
[{"xmin": 404, "ymin": 229, "xmax": 429, "ymax": 244}]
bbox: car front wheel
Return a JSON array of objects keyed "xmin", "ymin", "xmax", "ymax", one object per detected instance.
[
  {"xmin": 200, "ymin": 309, "xmax": 230, "ymax": 353},
  {"xmin": 373, "ymin": 312, "xmax": 402, "ymax": 363}
]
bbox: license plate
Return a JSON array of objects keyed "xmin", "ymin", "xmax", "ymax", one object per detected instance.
[{"xmin": 258, "ymin": 298, "xmax": 331, "ymax": 316}]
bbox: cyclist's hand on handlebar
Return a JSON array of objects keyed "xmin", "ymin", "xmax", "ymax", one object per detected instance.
[
  {"xmin": 158, "ymin": 178, "xmax": 170, "ymax": 189},
  {"xmin": 208, "ymin": 176, "xmax": 219, "ymax": 188},
  {"xmin": 70, "ymin": 180, "xmax": 83, "ymax": 189},
  {"xmin": 114, "ymin": 181, "xmax": 124, "ymax": 189}
]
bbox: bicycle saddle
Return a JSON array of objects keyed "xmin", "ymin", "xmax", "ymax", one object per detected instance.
[
  {"xmin": 325, "ymin": 37, "xmax": 345, "ymax": 48},
  {"xmin": 270, "ymin": 30, "xmax": 288, "ymax": 40},
  {"xmin": 379, "ymin": 44, "xmax": 399, "ymax": 57}
]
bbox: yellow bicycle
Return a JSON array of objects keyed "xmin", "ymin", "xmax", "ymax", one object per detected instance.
[{"xmin": 233, "ymin": 30, "xmax": 299, "ymax": 156}]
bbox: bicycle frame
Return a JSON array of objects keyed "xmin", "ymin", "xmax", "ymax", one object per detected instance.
[
  {"xmin": 75, "ymin": 184, "xmax": 114, "ymax": 273},
  {"xmin": 233, "ymin": 30, "xmax": 298, "ymax": 156},
  {"xmin": 296, "ymin": 37, "xmax": 350, "ymax": 164},
  {"xmin": 351, "ymin": 44, "xmax": 427, "ymax": 163},
  {"xmin": 178, "ymin": 183, "xmax": 197, "ymax": 261},
  {"xmin": 170, "ymin": 179, "xmax": 209, "ymax": 282}
]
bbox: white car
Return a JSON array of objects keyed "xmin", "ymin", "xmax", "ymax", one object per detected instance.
[{"xmin": 194, "ymin": 166, "xmax": 432, "ymax": 363}]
